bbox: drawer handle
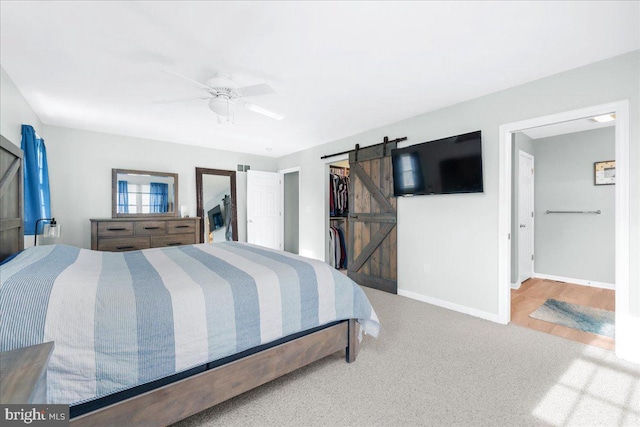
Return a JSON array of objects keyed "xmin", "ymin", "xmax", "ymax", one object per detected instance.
[
  {"xmin": 144, "ymin": 226, "xmax": 161, "ymax": 230},
  {"xmin": 116, "ymin": 246, "xmax": 134, "ymax": 250},
  {"xmin": 107, "ymin": 227, "xmax": 127, "ymax": 231},
  {"xmin": 166, "ymin": 242, "xmax": 182, "ymax": 246},
  {"xmin": 175, "ymin": 225, "xmax": 190, "ymax": 229}
]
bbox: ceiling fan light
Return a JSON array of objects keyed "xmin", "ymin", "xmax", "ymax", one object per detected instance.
[{"xmin": 208, "ymin": 98, "xmax": 234, "ymax": 116}]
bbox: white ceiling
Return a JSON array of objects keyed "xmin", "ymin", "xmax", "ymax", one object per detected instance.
[{"xmin": 1, "ymin": 1, "xmax": 638, "ymax": 158}]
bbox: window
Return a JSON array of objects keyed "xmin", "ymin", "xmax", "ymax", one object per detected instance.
[{"xmin": 400, "ymin": 154, "xmax": 418, "ymax": 190}]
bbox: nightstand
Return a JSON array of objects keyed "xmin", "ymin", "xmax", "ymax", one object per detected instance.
[{"xmin": 0, "ymin": 342, "xmax": 54, "ymax": 404}]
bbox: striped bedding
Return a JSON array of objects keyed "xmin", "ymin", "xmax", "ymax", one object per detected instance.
[{"xmin": 0, "ymin": 242, "xmax": 379, "ymax": 405}]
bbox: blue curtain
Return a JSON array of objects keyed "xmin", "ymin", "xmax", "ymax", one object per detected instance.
[
  {"xmin": 21, "ymin": 125, "xmax": 51, "ymax": 235},
  {"xmin": 150, "ymin": 182, "xmax": 168, "ymax": 213},
  {"xmin": 118, "ymin": 180, "xmax": 129, "ymax": 213}
]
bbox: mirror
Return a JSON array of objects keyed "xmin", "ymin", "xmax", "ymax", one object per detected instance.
[
  {"xmin": 112, "ymin": 169, "xmax": 179, "ymax": 218},
  {"xmin": 196, "ymin": 168, "xmax": 238, "ymax": 242}
]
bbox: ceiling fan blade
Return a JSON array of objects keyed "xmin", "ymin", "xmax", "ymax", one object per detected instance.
[
  {"xmin": 163, "ymin": 70, "xmax": 212, "ymax": 90},
  {"xmin": 152, "ymin": 96, "xmax": 210, "ymax": 104},
  {"xmin": 241, "ymin": 102, "xmax": 284, "ymax": 120},
  {"xmin": 238, "ymin": 83, "xmax": 276, "ymax": 97}
]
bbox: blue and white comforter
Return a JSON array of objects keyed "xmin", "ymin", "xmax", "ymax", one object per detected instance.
[{"xmin": 0, "ymin": 242, "xmax": 379, "ymax": 405}]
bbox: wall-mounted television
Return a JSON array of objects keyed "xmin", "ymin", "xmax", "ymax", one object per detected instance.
[{"xmin": 391, "ymin": 131, "xmax": 483, "ymax": 197}]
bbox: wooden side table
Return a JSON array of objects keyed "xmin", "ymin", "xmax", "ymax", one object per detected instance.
[{"xmin": 0, "ymin": 342, "xmax": 54, "ymax": 404}]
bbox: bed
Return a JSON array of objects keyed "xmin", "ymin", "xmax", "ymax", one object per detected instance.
[{"xmin": 0, "ymin": 136, "xmax": 380, "ymax": 426}]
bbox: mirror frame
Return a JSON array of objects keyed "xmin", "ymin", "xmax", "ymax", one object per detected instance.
[
  {"xmin": 195, "ymin": 167, "xmax": 238, "ymax": 242},
  {"xmin": 112, "ymin": 168, "xmax": 179, "ymax": 218}
]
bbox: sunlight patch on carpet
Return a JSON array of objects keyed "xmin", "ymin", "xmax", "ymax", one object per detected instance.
[{"xmin": 532, "ymin": 355, "xmax": 640, "ymax": 426}]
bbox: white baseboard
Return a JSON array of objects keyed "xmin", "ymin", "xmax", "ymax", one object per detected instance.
[
  {"xmin": 533, "ymin": 273, "xmax": 615, "ymax": 290},
  {"xmin": 397, "ymin": 289, "xmax": 501, "ymax": 323},
  {"xmin": 511, "ymin": 281, "xmax": 521, "ymax": 290}
]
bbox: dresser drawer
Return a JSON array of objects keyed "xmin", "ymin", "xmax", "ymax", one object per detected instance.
[
  {"xmin": 98, "ymin": 237, "xmax": 151, "ymax": 252},
  {"xmin": 91, "ymin": 218, "xmax": 199, "ymax": 252},
  {"xmin": 151, "ymin": 234, "xmax": 195, "ymax": 248},
  {"xmin": 167, "ymin": 220, "xmax": 196, "ymax": 235},
  {"xmin": 97, "ymin": 222, "xmax": 134, "ymax": 237},
  {"xmin": 134, "ymin": 221, "xmax": 166, "ymax": 235}
]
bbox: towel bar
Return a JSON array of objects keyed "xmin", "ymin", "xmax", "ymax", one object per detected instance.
[{"xmin": 545, "ymin": 210, "xmax": 601, "ymax": 214}]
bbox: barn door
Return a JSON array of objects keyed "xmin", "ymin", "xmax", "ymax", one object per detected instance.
[{"xmin": 348, "ymin": 142, "xmax": 397, "ymax": 294}]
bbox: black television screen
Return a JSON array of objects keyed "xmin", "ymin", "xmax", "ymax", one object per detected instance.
[
  {"xmin": 391, "ymin": 131, "xmax": 483, "ymax": 196},
  {"xmin": 207, "ymin": 205, "xmax": 224, "ymax": 232}
]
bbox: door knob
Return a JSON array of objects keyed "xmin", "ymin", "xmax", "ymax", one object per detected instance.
[{"xmin": 519, "ymin": 224, "xmax": 526, "ymax": 228}]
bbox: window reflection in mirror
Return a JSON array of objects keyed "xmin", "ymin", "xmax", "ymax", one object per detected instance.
[{"xmin": 112, "ymin": 169, "xmax": 178, "ymax": 218}]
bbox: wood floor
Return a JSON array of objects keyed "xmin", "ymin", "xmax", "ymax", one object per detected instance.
[{"xmin": 511, "ymin": 278, "xmax": 615, "ymax": 350}]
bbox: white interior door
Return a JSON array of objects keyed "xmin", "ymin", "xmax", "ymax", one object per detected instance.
[
  {"xmin": 247, "ymin": 170, "xmax": 283, "ymax": 250},
  {"xmin": 518, "ymin": 151, "xmax": 535, "ymax": 282}
]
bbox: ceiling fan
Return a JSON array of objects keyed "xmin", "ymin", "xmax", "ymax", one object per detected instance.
[{"xmin": 162, "ymin": 71, "xmax": 284, "ymax": 123}]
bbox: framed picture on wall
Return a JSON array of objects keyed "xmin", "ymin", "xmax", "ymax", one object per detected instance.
[{"xmin": 594, "ymin": 160, "xmax": 615, "ymax": 185}]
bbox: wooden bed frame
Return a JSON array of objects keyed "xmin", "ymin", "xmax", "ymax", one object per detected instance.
[{"xmin": 0, "ymin": 134, "xmax": 360, "ymax": 426}]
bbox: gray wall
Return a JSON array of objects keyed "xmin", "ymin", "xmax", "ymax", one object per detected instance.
[
  {"xmin": 1, "ymin": 67, "xmax": 47, "ymax": 247},
  {"xmin": 277, "ymin": 50, "xmax": 639, "ymax": 318},
  {"xmin": 43, "ymin": 125, "xmax": 278, "ymax": 249},
  {"xmin": 284, "ymin": 171, "xmax": 299, "ymax": 254},
  {"xmin": 511, "ymin": 132, "xmax": 535, "ymax": 284},
  {"xmin": 534, "ymin": 127, "xmax": 615, "ymax": 284},
  {"xmin": 0, "ymin": 67, "xmax": 44, "ymax": 148}
]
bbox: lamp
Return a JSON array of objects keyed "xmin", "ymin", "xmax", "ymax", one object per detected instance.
[
  {"xmin": 208, "ymin": 97, "xmax": 235, "ymax": 123},
  {"xmin": 34, "ymin": 218, "xmax": 61, "ymax": 246}
]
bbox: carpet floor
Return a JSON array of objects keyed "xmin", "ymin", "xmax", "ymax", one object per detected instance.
[{"xmin": 173, "ymin": 287, "xmax": 640, "ymax": 427}]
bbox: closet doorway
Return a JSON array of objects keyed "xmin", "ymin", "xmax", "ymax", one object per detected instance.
[
  {"xmin": 328, "ymin": 159, "xmax": 350, "ymax": 272},
  {"xmin": 195, "ymin": 168, "xmax": 238, "ymax": 243}
]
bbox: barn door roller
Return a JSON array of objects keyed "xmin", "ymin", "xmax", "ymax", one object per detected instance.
[{"xmin": 320, "ymin": 136, "xmax": 407, "ymax": 160}]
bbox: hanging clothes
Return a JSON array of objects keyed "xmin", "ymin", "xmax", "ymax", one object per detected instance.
[
  {"xmin": 329, "ymin": 176, "xmax": 336, "ymax": 217},
  {"xmin": 328, "ymin": 228, "xmax": 336, "ymax": 268},
  {"xmin": 329, "ymin": 166, "xmax": 349, "ymax": 270},
  {"xmin": 329, "ymin": 225, "xmax": 347, "ymax": 269},
  {"xmin": 337, "ymin": 226, "xmax": 347, "ymax": 269},
  {"xmin": 329, "ymin": 172, "xmax": 349, "ymax": 217}
]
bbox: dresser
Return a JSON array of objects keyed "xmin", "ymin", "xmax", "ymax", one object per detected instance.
[{"xmin": 90, "ymin": 217, "xmax": 200, "ymax": 252}]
